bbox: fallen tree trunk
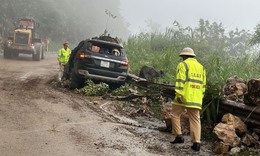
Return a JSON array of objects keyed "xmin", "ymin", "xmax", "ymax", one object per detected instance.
[{"xmin": 126, "ymin": 73, "xmax": 175, "ymax": 99}]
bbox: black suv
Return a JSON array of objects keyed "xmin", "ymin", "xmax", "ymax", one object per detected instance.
[{"xmin": 64, "ymin": 36, "xmax": 129, "ymax": 89}]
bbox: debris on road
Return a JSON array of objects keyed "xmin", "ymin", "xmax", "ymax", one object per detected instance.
[{"xmin": 213, "ymin": 113, "xmax": 260, "ymax": 155}]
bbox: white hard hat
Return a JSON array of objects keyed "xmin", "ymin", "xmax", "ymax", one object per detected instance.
[{"xmin": 179, "ymin": 47, "xmax": 196, "ymax": 57}]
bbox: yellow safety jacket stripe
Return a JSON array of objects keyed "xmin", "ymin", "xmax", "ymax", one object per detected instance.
[
  {"xmin": 181, "ymin": 61, "xmax": 204, "ymax": 84},
  {"xmin": 173, "ymin": 100, "xmax": 202, "ymax": 108},
  {"xmin": 173, "ymin": 58, "xmax": 206, "ymax": 110}
]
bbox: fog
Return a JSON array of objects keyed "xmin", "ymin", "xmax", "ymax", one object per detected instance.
[
  {"xmin": 1, "ymin": 0, "xmax": 260, "ymax": 43},
  {"xmin": 0, "ymin": 0, "xmax": 129, "ymax": 42},
  {"xmin": 119, "ymin": 0, "xmax": 260, "ymax": 34}
]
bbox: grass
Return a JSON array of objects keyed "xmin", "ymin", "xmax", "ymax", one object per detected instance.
[
  {"xmin": 150, "ymin": 101, "xmax": 163, "ymax": 119},
  {"xmin": 124, "ymin": 26, "xmax": 260, "ymax": 125}
]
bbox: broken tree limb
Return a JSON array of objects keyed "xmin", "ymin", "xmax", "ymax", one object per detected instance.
[
  {"xmin": 109, "ymin": 93, "xmax": 161, "ymax": 101},
  {"xmin": 126, "ymin": 73, "xmax": 175, "ymax": 99}
]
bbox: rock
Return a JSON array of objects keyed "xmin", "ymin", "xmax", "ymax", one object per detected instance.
[
  {"xmin": 255, "ymin": 141, "xmax": 260, "ymax": 149},
  {"xmin": 223, "ymin": 76, "xmax": 247, "ymax": 102},
  {"xmin": 159, "ymin": 103, "xmax": 173, "ymax": 133},
  {"xmin": 252, "ymin": 132, "xmax": 259, "ymax": 141},
  {"xmin": 240, "ymin": 145, "xmax": 246, "ymax": 151},
  {"xmin": 229, "ymin": 147, "xmax": 241, "ymax": 155},
  {"xmin": 244, "ymin": 79, "xmax": 260, "ymax": 106},
  {"xmin": 128, "ymin": 88, "xmax": 138, "ymax": 94},
  {"xmin": 213, "ymin": 141, "xmax": 230, "ymax": 154},
  {"xmin": 221, "ymin": 113, "xmax": 247, "ymax": 136},
  {"xmin": 160, "ymin": 102, "xmax": 172, "ymax": 120},
  {"xmin": 252, "ymin": 128, "xmax": 260, "ymax": 142},
  {"xmin": 253, "ymin": 128, "xmax": 260, "ymax": 134},
  {"xmin": 159, "ymin": 102, "xmax": 189, "ymax": 134},
  {"xmin": 241, "ymin": 133, "xmax": 257, "ymax": 147},
  {"xmin": 158, "ymin": 118, "xmax": 172, "ymax": 132},
  {"xmin": 93, "ymin": 101, "xmax": 100, "ymax": 105},
  {"xmin": 139, "ymin": 65, "xmax": 164, "ymax": 81},
  {"xmin": 213, "ymin": 123, "xmax": 240, "ymax": 147}
]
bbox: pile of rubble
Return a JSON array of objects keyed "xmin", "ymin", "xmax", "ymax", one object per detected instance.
[
  {"xmin": 157, "ymin": 75, "xmax": 260, "ymax": 155},
  {"xmin": 106, "ymin": 74, "xmax": 260, "ymax": 155},
  {"xmin": 213, "ymin": 113, "xmax": 260, "ymax": 155},
  {"xmin": 215, "ymin": 76, "xmax": 260, "ymax": 154},
  {"xmin": 159, "ymin": 102, "xmax": 190, "ymax": 135},
  {"xmin": 223, "ymin": 76, "xmax": 260, "ymax": 106}
]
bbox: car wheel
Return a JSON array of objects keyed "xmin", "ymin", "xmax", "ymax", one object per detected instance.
[
  {"xmin": 13, "ymin": 52, "xmax": 19, "ymax": 57},
  {"xmin": 3, "ymin": 48, "xmax": 12, "ymax": 59},
  {"xmin": 41, "ymin": 47, "xmax": 45, "ymax": 60},
  {"xmin": 108, "ymin": 82, "xmax": 123, "ymax": 90},
  {"xmin": 62, "ymin": 64, "xmax": 70, "ymax": 80},
  {"xmin": 32, "ymin": 45, "xmax": 42, "ymax": 61},
  {"xmin": 69, "ymin": 68, "xmax": 84, "ymax": 89}
]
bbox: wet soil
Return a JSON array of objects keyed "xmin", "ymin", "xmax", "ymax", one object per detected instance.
[{"xmin": 0, "ymin": 53, "xmax": 215, "ymax": 156}]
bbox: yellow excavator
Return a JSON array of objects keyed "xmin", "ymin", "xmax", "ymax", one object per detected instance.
[{"xmin": 3, "ymin": 18, "xmax": 48, "ymax": 61}]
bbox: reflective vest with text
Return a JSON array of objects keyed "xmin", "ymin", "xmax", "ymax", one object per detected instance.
[{"xmin": 173, "ymin": 58, "xmax": 206, "ymax": 110}]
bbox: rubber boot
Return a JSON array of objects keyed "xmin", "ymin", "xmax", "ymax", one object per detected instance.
[
  {"xmin": 191, "ymin": 142, "xmax": 200, "ymax": 151},
  {"xmin": 170, "ymin": 136, "xmax": 184, "ymax": 144}
]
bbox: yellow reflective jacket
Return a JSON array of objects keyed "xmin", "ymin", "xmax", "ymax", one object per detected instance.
[
  {"xmin": 173, "ymin": 58, "xmax": 206, "ymax": 110},
  {"xmin": 58, "ymin": 48, "xmax": 71, "ymax": 64}
]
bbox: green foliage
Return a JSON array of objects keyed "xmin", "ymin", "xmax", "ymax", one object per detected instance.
[
  {"xmin": 150, "ymin": 101, "xmax": 162, "ymax": 119},
  {"xmin": 250, "ymin": 23, "xmax": 260, "ymax": 45},
  {"xmin": 238, "ymin": 151, "xmax": 260, "ymax": 156},
  {"xmin": 125, "ymin": 19, "xmax": 260, "ymax": 125},
  {"xmin": 75, "ymin": 80, "xmax": 109, "ymax": 96},
  {"xmin": 111, "ymin": 84, "xmax": 131, "ymax": 96}
]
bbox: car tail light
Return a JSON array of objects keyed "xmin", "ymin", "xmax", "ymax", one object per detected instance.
[
  {"xmin": 76, "ymin": 51, "xmax": 90, "ymax": 59},
  {"xmin": 118, "ymin": 77, "xmax": 126, "ymax": 81},
  {"xmin": 121, "ymin": 60, "xmax": 128, "ymax": 67}
]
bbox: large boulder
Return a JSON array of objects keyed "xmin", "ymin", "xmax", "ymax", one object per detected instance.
[
  {"xmin": 244, "ymin": 79, "xmax": 260, "ymax": 106},
  {"xmin": 229, "ymin": 147, "xmax": 242, "ymax": 156},
  {"xmin": 159, "ymin": 102, "xmax": 173, "ymax": 132},
  {"xmin": 159, "ymin": 102, "xmax": 189, "ymax": 134},
  {"xmin": 253, "ymin": 128, "xmax": 260, "ymax": 141},
  {"xmin": 213, "ymin": 123, "xmax": 240, "ymax": 147},
  {"xmin": 223, "ymin": 76, "xmax": 248, "ymax": 102},
  {"xmin": 160, "ymin": 102, "xmax": 172, "ymax": 120},
  {"xmin": 213, "ymin": 141, "xmax": 230, "ymax": 154},
  {"xmin": 139, "ymin": 65, "xmax": 164, "ymax": 81},
  {"xmin": 241, "ymin": 133, "xmax": 258, "ymax": 147},
  {"xmin": 221, "ymin": 113, "xmax": 247, "ymax": 136}
]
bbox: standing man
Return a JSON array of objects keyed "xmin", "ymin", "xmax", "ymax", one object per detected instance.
[
  {"xmin": 170, "ymin": 47, "xmax": 206, "ymax": 152},
  {"xmin": 58, "ymin": 41, "xmax": 71, "ymax": 80}
]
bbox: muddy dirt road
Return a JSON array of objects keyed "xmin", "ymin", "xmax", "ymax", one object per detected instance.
[{"xmin": 0, "ymin": 53, "xmax": 213, "ymax": 156}]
